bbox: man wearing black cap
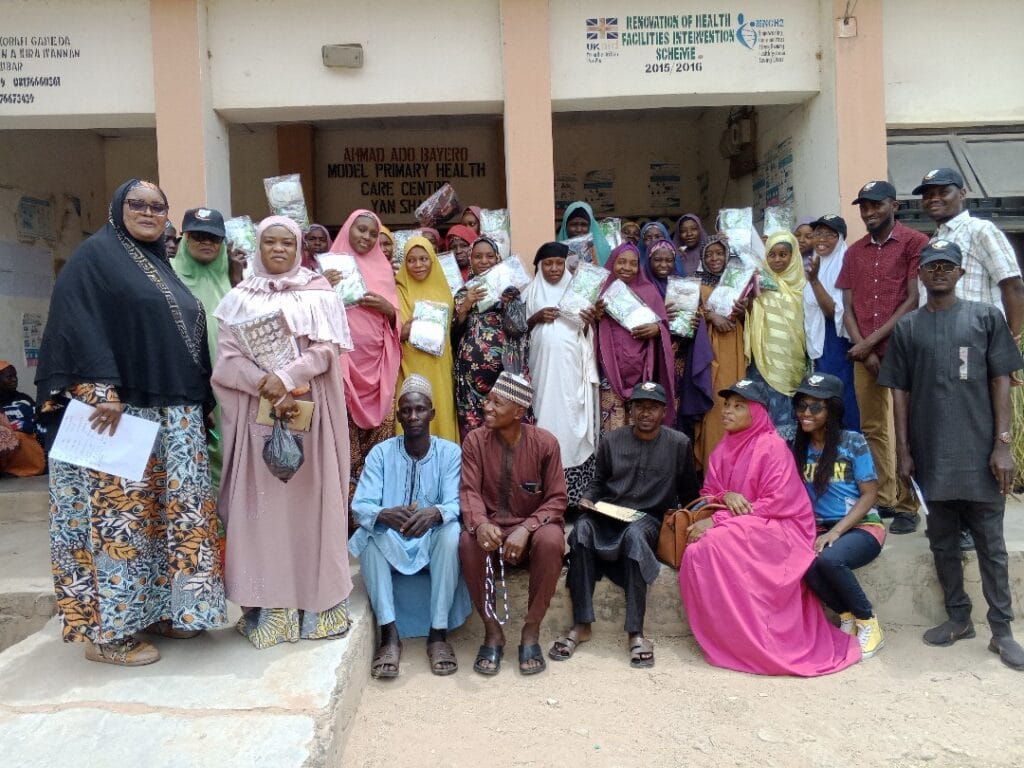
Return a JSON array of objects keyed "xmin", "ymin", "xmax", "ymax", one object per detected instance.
[
  {"xmin": 551, "ymin": 381, "xmax": 699, "ymax": 669},
  {"xmin": 914, "ymin": 167, "xmax": 1024, "ymax": 352},
  {"xmin": 836, "ymin": 180, "xmax": 929, "ymax": 534},
  {"xmin": 879, "ymin": 240, "xmax": 1024, "ymax": 670}
]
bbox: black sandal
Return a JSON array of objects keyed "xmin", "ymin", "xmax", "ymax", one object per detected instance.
[
  {"xmin": 473, "ymin": 644, "xmax": 503, "ymax": 676},
  {"xmin": 518, "ymin": 643, "xmax": 547, "ymax": 675},
  {"xmin": 370, "ymin": 642, "xmax": 402, "ymax": 679}
]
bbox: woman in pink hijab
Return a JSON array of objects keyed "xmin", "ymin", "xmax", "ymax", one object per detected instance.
[
  {"xmin": 330, "ymin": 210, "xmax": 402, "ymax": 492},
  {"xmin": 679, "ymin": 378, "xmax": 861, "ymax": 676}
]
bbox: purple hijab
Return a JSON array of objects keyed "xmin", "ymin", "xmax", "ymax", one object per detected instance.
[
  {"xmin": 597, "ymin": 243, "xmax": 676, "ymax": 425},
  {"xmin": 674, "ymin": 213, "xmax": 709, "ymax": 276}
]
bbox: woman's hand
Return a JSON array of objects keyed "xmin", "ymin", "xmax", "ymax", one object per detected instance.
[
  {"xmin": 722, "ymin": 491, "xmax": 753, "ymax": 515},
  {"xmin": 272, "ymin": 393, "xmax": 298, "ymax": 420},
  {"xmin": 807, "ymin": 253, "xmax": 821, "ymax": 283},
  {"xmin": 814, "ymin": 529, "xmax": 841, "ymax": 554},
  {"xmin": 323, "ymin": 269, "xmax": 342, "ymax": 287},
  {"xmin": 500, "ymin": 286, "xmax": 521, "ymax": 307},
  {"xmin": 257, "ymin": 373, "xmax": 288, "ymax": 403},
  {"xmin": 459, "ymin": 285, "xmax": 488, "ymax": 319},
  {"xmin": 227, "ymin": 246, "xmax": 247, "ymax": 286},
  {"xmin": 631, "ymin": 323, "xmax": 661, "ymax": 340},
  {"xmin": 707, "ymin": 312, "xmax": 735, "ymax": 333},
  {"xmin": 88, "ymin": 401, "xmax": 124, "ymax": 436},
  {"xmin": 687, "ymin": 517, "xmax": 714, "ymax": 543},
  {"xmin": 399, "ymin": 323, "xmax": 411, "ymax": 342},
  {"xmin": 529, "ymin": 307, "xmax": 560, "ymax": 326},
  {"xmin": 358, "ymin": 292, "xmax": 396, "ymax": 320},
  {"xmin": 579, "ymin": 306, "xmax": 600, "ymax": 327}
]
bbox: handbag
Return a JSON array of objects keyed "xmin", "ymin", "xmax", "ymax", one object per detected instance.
[{"xmin": 656, "ymin": 496, "xmax": 729, "ymax": 568}]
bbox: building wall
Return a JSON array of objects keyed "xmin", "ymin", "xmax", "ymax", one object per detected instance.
[{"xmin": 883, "ymin": 0, "xmax": 1024, "ymax": 127}]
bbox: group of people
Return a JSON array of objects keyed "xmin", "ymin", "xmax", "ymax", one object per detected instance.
[{"xmin": 30, "ymin": 166, "xmax": 1023, "ymax": 676}]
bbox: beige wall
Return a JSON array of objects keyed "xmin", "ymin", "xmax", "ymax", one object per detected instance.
[{"xmin": 884, "ymin": 0, "xmax": 1024, "ymax": 127}]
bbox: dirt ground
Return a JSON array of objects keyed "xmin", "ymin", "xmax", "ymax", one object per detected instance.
[{"xmin": 342, "ymin": 620, "xmax": 1024, "ymax": 768}]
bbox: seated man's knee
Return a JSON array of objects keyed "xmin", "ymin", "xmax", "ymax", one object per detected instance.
[
  {"xmin": 531, "ymin": 524, "xmax": 565, "ymax": 559},
  {"xmin": 434, "ymin": 520, "xmax": 461, "ymax": 551}
]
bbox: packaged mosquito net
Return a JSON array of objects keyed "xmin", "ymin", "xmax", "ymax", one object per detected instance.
[
  {"xmin": 415, "ymin": 183, "xmax": 460, "ymax": 227},
  {"xmin": 598, "ymin": 218, "xmax": 623, "ymax": 251},
  {"xmin": 409, "ymin": 300, "xmax": 450, "ymax": 357},
  {"xmin": 436, "ymin": 251, "xmax": 465, "ymax": 296},
  {"xmin": 465, "ymin": 257, "xmax": 531, "ymax": 313},
  {"xmin": 480, "ymin": 208, "xmax": 511, "ymax": 236},
  {"xmin": 602, "ymin": 279, "xmax": 660, "ymax": 331},
  {"xmin": 763, "ymin": 205, "xmax": 795, "ymax": 236},
  {"xmin": 665, "ymin": 276, "xmax": 702, "ymax": 338},
  {"xmin": 263, "ymin": 174, "xmax": 309, "ymax": 229},
  {"xmin": 224, "ymin": 215, "xmax": 257, "ymax": 260},
  {"xmin": 557, "ymin": 262, "xmax": 609, "ymax": 317},
  {"xmin": 563, "ymin": 233, "xmax": 596, "ymax": 270},
  {"xmin": 317, "ymin": 252, "xmax": 368, "ymax": 306},
  {"xmin": 705, "ymin": 255, "xmax": 757, "ymax": 318}
]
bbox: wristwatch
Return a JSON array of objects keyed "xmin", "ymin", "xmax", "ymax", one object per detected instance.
[{"xmin": 997, "ymin": 431, "xmax": 1012, "ymax": 445}]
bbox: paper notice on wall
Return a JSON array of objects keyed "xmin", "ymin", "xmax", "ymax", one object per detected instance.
[
  {"xmin": 16, "ymin": 197, "xmax": 56, "ymax": 242},
  {"xmin": 583, "ymin": 169, "xmax": 615, "ymax": 215},
  {"xmin": 753, "ymin": 137, "xmax": 794, "ymax": 224},
  {"xmin": 21, "ymin": 313, "xmax": 43, "ymax": 368},
  {"xmin": 49, "ymin": 399, "xmax": 160, "ymax": 482},
  {"xmin": 648, "ymin": 162, "xmax": 681, "ymax": 212},
  {"xmin": 555, "ymin": 174, "xmax": 580, "ymax": 218}
]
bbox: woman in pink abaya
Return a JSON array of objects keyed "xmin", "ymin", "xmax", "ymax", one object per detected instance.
[{"xmin": 679, "ymin": 378, "xmax": 861, "ymax": 676}]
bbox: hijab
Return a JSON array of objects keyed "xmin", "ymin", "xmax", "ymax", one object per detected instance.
[
  {"xmin": 558, "ymin": 201, "xmax": 611, "ymax": 266},
  {"xmin": 639, "ymin": 221, "xmax": 672, "ymax": 269},
  {"xmin": 35, "ymin": 179, "xmax": 212, "ymax": 408},
  {"xmin": 396, "ymin": 236, "xmax": 454, "ymax": 316},
  {"xmin": 212, "ymin": 216, "xmax": 352, "ymax": 350},
  {"xmin": 446, "ymin": 224, "xmax": 478, "ymax": 250},
  {"xmin": 172, "ymin": 236, "xmax": 232, "ymax": 365},
  {"xmin": 802, "ymin": 228, "xmax": 849, "ymax": 360},
  {"xmin": 463, "ymin": 205, "xmax": 484, "ymax": 234},
  {"xmin": 642, "ymin": 238, "xmax": 684, "ymax": 298},
  {"xmin": 330, "ymin": 210, "xmax": 399, "ymax": 308},
  {"xmin": 674, "ymin": 213, "xmax": 709, "ymax": 276},
  {"xmin": 744, "ymin": 231, "xmax": 807, "ymax": 397},
  {"xmin": 694, "ymin": 235, "xmax": 729, "ymax": 287},
  {"xmin": 597, "ymin": 243, "xmax": 676, "ymax": 424},
  {"xmin": 301, "ymin": 223, "xmax": 330, "ymax": 270}
]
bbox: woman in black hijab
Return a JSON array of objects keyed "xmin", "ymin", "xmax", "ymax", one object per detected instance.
[{"xmin": 36, "ymin": 179, "xmax": 226, "ymax": 666}]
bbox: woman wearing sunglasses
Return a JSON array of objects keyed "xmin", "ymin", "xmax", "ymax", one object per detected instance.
[{"xmin": 786, "ymin": 372, "xmax": 886, "ymax": 658}]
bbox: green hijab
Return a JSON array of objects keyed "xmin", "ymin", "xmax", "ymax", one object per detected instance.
[{"xmin": 171, "ymin": 238, "xmax": 232, "ymax": 365}]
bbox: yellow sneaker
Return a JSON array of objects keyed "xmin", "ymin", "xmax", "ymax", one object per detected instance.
[
  {"xmin": 838, "ymin": 612, "xmax": 857, "ymax": 635},
  {"xmin": 856, "ymin": 616, "xmax": 885, "ymax": 659}
]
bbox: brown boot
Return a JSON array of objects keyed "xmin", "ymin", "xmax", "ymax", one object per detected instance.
[
  {"xmin": 85, "ymin": 636, "xmax": 161, "ymax": 666},
  {"xmin": 145, "ymin": 620, "xmax": 202, "ymax": 639}
]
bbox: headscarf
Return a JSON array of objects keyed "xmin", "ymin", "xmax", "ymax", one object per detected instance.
[
  {"xmin": 694, "ymin": 235, "xmax": 729, "ymax": 287},
  {"xmin": 462, "ymin": 205, "xmax": 484, "ymax": 234},
  {"xmin": 468, "ymin": 234, "xmax": 503, "ymax": 276},
  {"xmin": 674, "ymin": 213, "xmax": 709, "ymax": 276},
  {"xmin": 558, "ymin": 201, "xmax": 611, "ymax": 266},
  {"xmin": 446, "ymin": 224, "xmax": 478, "ymax": 251},
  {"xmin": 532, "ymin": 241, "xmax": 569, "ymax": 266},
  {"xmin": 802, "ymin": 227, "xmax": 849, "ymax": 360},
  {"xmin": 744, "ymin": 231, "xmax": 807, "ymax": 397},
  {"xmin": 396, "ymin": 236, "xmax": 454, "ymax": 316},
  {"xmin": 597, "ymin": 243, "xmax": 675, "ymax": 424},
  {"xmin": 621, "ymin": 220, "xmax": 642, "ymax": 244},
  {"xmin": 378, "ymin": 225, "xmax": 394, "ymax": 245},
  {"xmin": 300, "ymin": 223, "xmax": 330, "ymax": 270},
  {"xmin": 642, "ymin": 238, "xmax": 683, "ymax": 298},
  {"xmin": 212, "ymin": 215, "xmax": 352, "ymax": 351},
  {"xmin": 35, "ymin": 179, "xmax": 212, "ymax": 408},
  {"xmin": 419, "ymin": 227, "xmax": 442, "ymax": 248},
  {"xmin": 330, "ymin": 209, "xmax": 401, "ymax": 429},
  {"xmin": 639, "ymin": 221, "xmax": 672, "ymax": 269},
  {"xmin": 172, "ymin": 235, "xmax": 232, "ymax": 366}
]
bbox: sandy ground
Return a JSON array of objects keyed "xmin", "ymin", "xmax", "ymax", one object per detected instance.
[{"xmin": 342, "ymin": 620, "xmax": 1024, "ymax": 768}]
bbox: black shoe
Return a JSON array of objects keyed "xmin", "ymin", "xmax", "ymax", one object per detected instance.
[
  {"xmin": 889, "ymin": 511, "xmax": 920, "ymax": 534},
  {"xmin": 988, "ymin": 635, "xmax": 1024, "ymax": 670},
  {"xmin": 959, "ymin": 529, "xmax": 976, "ymax": 551},
  {"xmin": 923, "ymin": 619, "xmax": 975, "ymax": 646},
  {"xmin": 878, "ymin": 505, "xmax": 897, "ymax": 519}
]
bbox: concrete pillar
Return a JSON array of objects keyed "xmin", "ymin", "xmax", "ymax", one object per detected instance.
[
  {"xmin": 500, "ymin": 0, "xmax": 555, "ymax": 263},
  {"xmin": 150, "ymin": 0, "xmax": 231, "ymax": 224},
  {"xmin": 832, "ymin": 0, "xmax": 887, "ymax": 239},
  {"xmin": 276, "ymin": 124, "xmax": 317, "ymax": 223}
]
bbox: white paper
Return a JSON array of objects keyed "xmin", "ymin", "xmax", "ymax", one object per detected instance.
[
  {"xmin": 910, "ymin": 477, "xmax": 930, "ymax": 517},
  {"xmin": 50, "ymin": 399, "xmax": 160, "ymax": 482}
]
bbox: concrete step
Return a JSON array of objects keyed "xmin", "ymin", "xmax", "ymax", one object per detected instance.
[
  {"xmin": 0, "ymin": 475, "xmax": 49, "ymax": 523},
  {"xmin": 0, "ymin": 513, "xmax": 54, "ymax": 652},
  {"xmin": 0, "ymin": 588, "xmax": 375, "ymax": 768}
]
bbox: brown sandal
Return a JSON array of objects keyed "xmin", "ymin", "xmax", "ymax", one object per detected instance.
[
  {"xmin": 85, "ymin": 636, "xmax": 160, "ymax": 666},
  {"xmin": 146, "ymin": 620, "xmax": 202, "ymax": 640},
  {"xmin": 548, "ymin": 635, "xmax": 582, "ymax": 661},
  {"xmin": 427, "ymin": 641, "xmax": 458, "ymax": 676},
  {"xmin": 371, "ymin": 642, "xmax": 402, "ymax": 679},
  {"xmin": 630, "ymin": 637, "xmax": 655, "ymax": 668}
]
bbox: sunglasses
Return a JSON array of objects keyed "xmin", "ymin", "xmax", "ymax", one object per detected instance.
[
  {"xmin": 187, "ymin": 231, "xmax": 224, "ymax": 245},
  {"xmin": 125, "ymin": 199, "xmax": 169, "ymax": 215},
  {"xmin": 920, "ymin": 262, "xmax": 958, "ymax": 274},
  {"xmin": 795, "ymin": 401, "xmax": 826, "ymax": 415}
]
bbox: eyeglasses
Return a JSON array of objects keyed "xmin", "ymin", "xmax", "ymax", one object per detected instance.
[
  {"xmin": 187, "ymin": 231, "xmax": 224, "ymax": 244},
  {"xmin": 920, "ymin": 262, "xmax": 958, "ymax": 274},
  {"xmin": 125, "ymin": 199, "xmax": 169, "ymax": 215},
  {"xmin": 814, "ymin": 230, "xmax": 839, "ymax": 240},
  {"xmin": 794, "ymin": 402, "xmax": 826, "ymax": 414}
]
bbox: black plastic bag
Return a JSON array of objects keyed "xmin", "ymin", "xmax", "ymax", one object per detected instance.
[{"xmin": 262, "ymin": 416, "xmax": 304, "ymax": 483}]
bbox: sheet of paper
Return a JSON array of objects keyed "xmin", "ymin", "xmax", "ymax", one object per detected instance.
[
  {"xmin": 910, "ymin": 477, "xmax": 929, "ymax": 517},
  {"xmin": 49, "ymin": 399, "xmax": 160, "ymax": 482}
]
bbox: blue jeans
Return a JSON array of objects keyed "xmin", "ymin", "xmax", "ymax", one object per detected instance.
[
  {"xmin": 746, "ymin": 363, "xmax": 795, "ymax": 430},
  {"xmin": 804, "ymin": 527, "xmax": 882, "ymax": 619}
]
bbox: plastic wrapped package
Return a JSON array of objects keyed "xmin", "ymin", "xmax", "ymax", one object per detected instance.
[
  {"xmin": 705, "ymin": 256, "xmax": 757, "ymax": 317},
  {"xmin": 564, "ymin": 233, "xmax": 596, "ymax": 269},
  {"xmin": 224, "ymin": 215, "xmax": 257, "ymax": 259},
  {"xmin": 388, "ymin": 229, "xmax": 420, "ymax": 268},
  {"xmin": 436, "ymin": 251, "xmax": 465, "ymax": 296},
  {"xmin": 228, "ymin": 310, "xmax": 300, "ymax": 371},
  {"xmin": 409, "ymin": 300, "xmax": 450, "ymax": 357},
  {"xmin": 486, "ymin": 230, "xmax": 512, "ymax": 260},
  {"xmin": 598, "ymin": 218, "xmax": 623, "ymax": 251},
  {"xmin": 415, "ymin": 183, "xmax": 460, "ymax": 227},
  {"xmin": 602, "ymin": 279, "xmax": 660, "ymax": 331},
  {"xmin": 465, "ymin": 257, "xmax": 531, "ymax": 313},
  {"xmin": 665, "ymin": 276, "xmax": 702, "ymax": 338},
  {"xmin": 317, "ymin": 252, "xmax": 368, "ymax": 306},
  {"xmin": 557, "ymin": 262, "xmax": 609, "ymax": 317},
  {"xmin": 480, "ymin": 208, "xmax": 511, "ymax": 236},
  {"xmin": 263, "ymin": 174, "xmax": 309, "ymax": 229},
  {"xmin": 763, "ymin": 205, "xmax": 795, "ymax": 236}
]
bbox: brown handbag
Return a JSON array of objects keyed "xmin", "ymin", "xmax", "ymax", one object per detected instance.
[{"xmin": 656, "ymin": 496, "xmax": 728, "ymax": 568}]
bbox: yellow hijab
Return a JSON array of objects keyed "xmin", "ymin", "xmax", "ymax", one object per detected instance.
[
  {"xmin": 744, "ymin": 230, "xmax": 807, "ymax": 396},
  {"xmin": 395, "ymin": 236, "xmax": 459, "ymax": 442}
]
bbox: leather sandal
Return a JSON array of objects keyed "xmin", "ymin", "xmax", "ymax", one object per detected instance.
[
  {"xmin": 473, "ymin": 644, "xmax": 503, "ymax": 676},
  {"xmin": 518, "ymin": 643, "xmax": 546, "ymax": 675},
  {"xmin": 85, "ymin": 636, "xmax": 160, "ymax": 666},
  {"xmin": 427, "ymin": 640, "xmax": 458, "ymax": 676},
  {"xmin": 630, "ymin": 637, "xmax": 655, "ymax": 668},
  {"xmin": 548, "ymin": 635, "xmax": 581, "ymax": 661},
  {"xmin": 145, "ymin": 620, "xmax": 202, "ymax": 640},
  {"xmin": 370, "ymin": 642, "xmax": 402, "ymax": 679}
]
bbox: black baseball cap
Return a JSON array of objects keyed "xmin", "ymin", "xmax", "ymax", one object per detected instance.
[
  {"xmin": 181, "ymin": 207, "xmax": 225, "ymax": 238},
  {"xmin": 851, "ymin": 180, "xmax": 897, "ymax": 204},
  {"xmin": 811, "ymin": 214, "xmax": 847, "ymax": 240},
  {"xmin": 919, "ymin": 239, "xmax": 963, "ymax": 267},
  {"xmin": 912, "ymin": 168, "xmax": 965, "ymax": 195},
  {"xmin": 718, "ymin": 378, "xmax": 771, "ymax": 408},
  {"xmin": 629, "ymin": 381, "xmax": 667, "ymax": 405},
  {"xmin": 794, "ymin": 372, "xmax": 844, "ymax": 401}
]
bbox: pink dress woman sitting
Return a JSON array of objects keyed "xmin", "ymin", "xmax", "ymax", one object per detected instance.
[{"xmin": 679, "ymin": 378, "xmax": 861, "ymax": 676}]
